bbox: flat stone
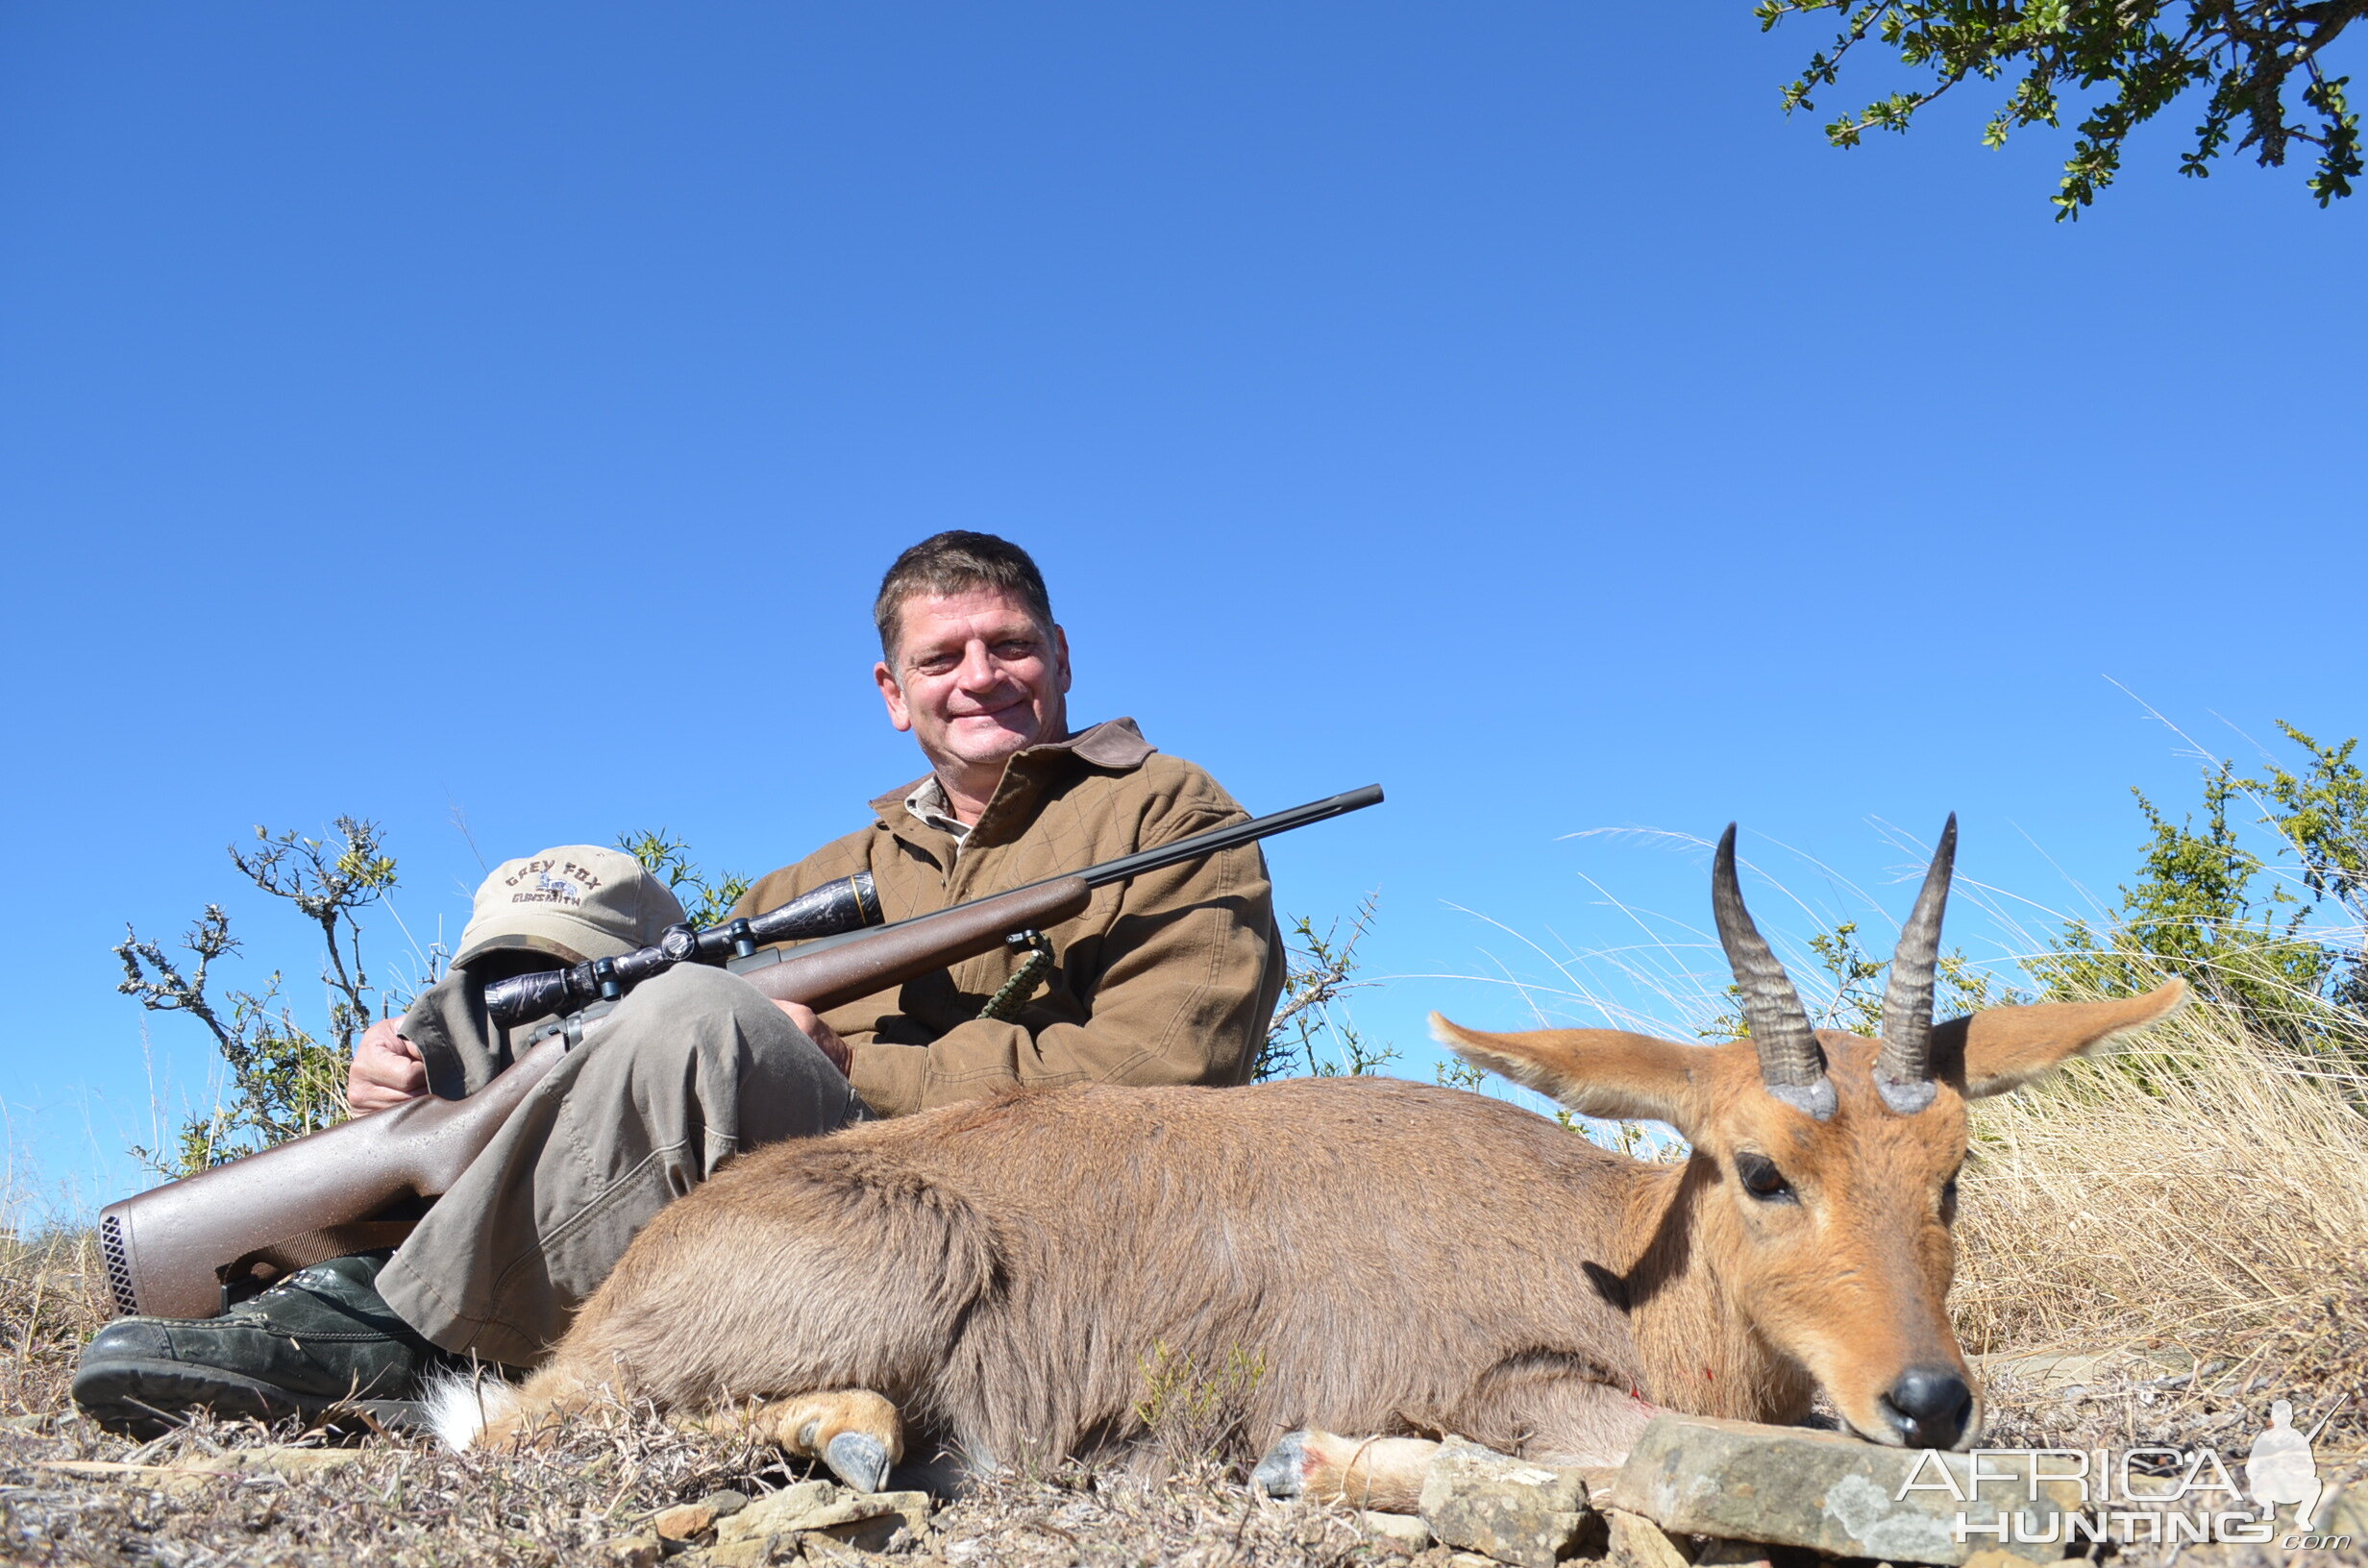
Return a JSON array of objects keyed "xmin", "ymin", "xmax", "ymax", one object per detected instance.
[
  {"xmin": 712, "ymin": 1479, "xmax": 931, "ymax": 1549},
  {"xmin": 598, "ymin": 1531, "xmax": 664, "ymax": 1567},
  {"xmin": 700, "ymin": 1488, "xmax": 751, "ymax": 1517},
  {"xmin": 1609, "ymin": 1413, "xmax": 2085, "ymax": 1566},
  {"xmin": 654, "ymin": 1502, "xmax": 718, "ymax": 1540},
  {"xmin": 1363, "ymin": 1509, "xmax": 1434, "ymax": 1553},
  {"xmin": 1418, "ymin": 1436, "xmax": 1593, "ymax": 1568},
  {"xmin": 1603, "ymin": 1510, "xmax": 1690, "ymax": 1568},
  {"xmin": 701, "ymin": 1538, "xmax": 777, "ymax": 1568}
]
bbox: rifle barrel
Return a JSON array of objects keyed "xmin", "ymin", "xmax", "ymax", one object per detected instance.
[
  {"xmin": 1071, "ymin": 783, "xmax": 1383, "ymax": 890},
  {"xmin": 730, "ymin": 783, "xmax": 1385, "ymax": 970}
]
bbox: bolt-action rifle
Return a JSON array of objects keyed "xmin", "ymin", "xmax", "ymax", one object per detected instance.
[{"xmin": 96, "ymin": 784, "xmax": 1383, "ymax": 1321}]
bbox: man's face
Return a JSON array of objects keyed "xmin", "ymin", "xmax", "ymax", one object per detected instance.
[{"xmin": 876, "ymin": 588, "xmax": 1072, "ymax": 781}]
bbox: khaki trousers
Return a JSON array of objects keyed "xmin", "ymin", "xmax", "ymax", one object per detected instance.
[{"xmin": 376, "ymin": 964, "xmax": 863, "ymax": 1366}]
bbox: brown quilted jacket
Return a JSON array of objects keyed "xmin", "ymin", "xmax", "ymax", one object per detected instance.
[{"xmin": 731, "ymin": 718, "xmax": 1285, "ymax": 1117}]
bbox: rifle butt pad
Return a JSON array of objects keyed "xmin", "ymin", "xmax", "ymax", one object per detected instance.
[{"xmin": 97, "ymin": 1039, "xmax": 567, "ymax": 1319}]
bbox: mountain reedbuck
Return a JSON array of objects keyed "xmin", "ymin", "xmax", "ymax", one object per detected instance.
[{"xmin": 438, "ymin": 819, "xmax": 2183, "ymax": 1506}]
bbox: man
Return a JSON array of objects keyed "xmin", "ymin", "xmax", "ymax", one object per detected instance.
[
  {"xmin": 748, "ymin": 530, "xmax": 1285, "ymax": 1115},
  {"xmin": 74, "ymin": 530, "xmax": 1283, "ymax": 1432}
]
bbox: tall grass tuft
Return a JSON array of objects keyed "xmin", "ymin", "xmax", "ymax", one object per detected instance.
[{"xmin": 1951, "ymin": 971, "xmax": 2368, "ymax": 1370}]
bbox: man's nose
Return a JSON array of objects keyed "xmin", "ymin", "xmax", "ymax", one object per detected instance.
[{"xmin": 953, "ymin": 641, "xmax": 1004, "ymax": 689}]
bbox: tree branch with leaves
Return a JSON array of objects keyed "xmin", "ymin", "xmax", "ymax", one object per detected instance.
[
  {"xmin": 116, "ymin": 818, "xmax": 433, "ymax": 1176},
  {"xmin": 1759, "ymin": 0, "xmax": 2366, "ymax": 215}
]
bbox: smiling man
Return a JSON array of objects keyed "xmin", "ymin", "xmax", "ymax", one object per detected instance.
[
  {"xmin": 743, "ymin": 529, "xmax": 1286, "ymax": 1115},
  {"xmin": 72, "ymin": 530, "xmax": 1283, "ymax": 1437}
]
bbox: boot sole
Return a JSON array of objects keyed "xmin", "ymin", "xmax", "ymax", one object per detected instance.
[{"xmin": 73, "ymin": 1356, "xmax": 334, "ymax": 1438}]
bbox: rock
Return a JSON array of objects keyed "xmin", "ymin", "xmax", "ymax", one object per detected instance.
[
  {"xmin": 1974, "ymin": 1347, "xmax": 2193, "ymax": 1396},
  {"xmin": 1363, "ymin": 1510, "xmax": 1434, "ymax": 1553},
  {"xmin": 1961, "ymin": 1554, "xmax": 2086, "ymax": 1568},
  {"xmin": 712, "ymin": 1479, "xmax": 931, "ymax": 1552},
  {"xmin": 1610, "ymin": 1414, "xmax": 2086, "ymax": 1567},
  {"xmin": 598, "ymin": 1531, "xmax": 665, "ymax": 1567},
  {"xmin": 1445, "ymin": 1555, "xmax": 1502, "ymax": 1568},
  {"xmin": 1603, "ymin": 1510, "xmax": 1691, "ymax": 1568},
  {"xmin": 815, "ymin": 1504, "xmax": 927, "ymax": 1554},
  {"xmin": 654, "ymin": 1502, "xmax": 718, "ymax": 1540},
  {"xmin": 1418, "ymin": 1435, "xmax": 1594, "ymax": 1568},
  {"xmin": 701, "ymin": 1538, "xmax": 777, "ymax": 1568},
  {"xmin": 1690, "ymin": 1536, "xmax": 1772, "ymax": 1566},
  {"xmin": 701, "ymin": 1488, "xmax": 751, "ymax": 1517}
]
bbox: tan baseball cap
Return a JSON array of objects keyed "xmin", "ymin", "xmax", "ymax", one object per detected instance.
[{"xmin": 457, "ymin": 845, "xmax": 688, "ymax": 965}]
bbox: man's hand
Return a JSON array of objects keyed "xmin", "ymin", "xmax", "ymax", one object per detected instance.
[
  {"xmin": 775, "ymin": 1000, "xmax": 852, "ymax": 1076},
  {"xmin": 348, "ymin": 1019, "xmax": 429, "ymax": 1114}
]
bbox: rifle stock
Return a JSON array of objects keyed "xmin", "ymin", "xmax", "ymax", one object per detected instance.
[
  {"xmin": 95, "ymin": 876, "xmax": 1098, "ymax": 1320},
  {"xmin": 95, "ymin": 783, "xmax": 1380, "ymax": 1321}
]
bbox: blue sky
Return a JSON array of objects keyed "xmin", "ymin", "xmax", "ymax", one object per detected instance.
[{"xmin": 2, "ymin": 4, "xmax": 2358, "ymax": 1213}]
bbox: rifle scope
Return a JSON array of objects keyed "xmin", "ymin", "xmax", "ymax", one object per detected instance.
[{"xmin": 483, "ymin": 873, "xmax": 883, "ymax": 1028}]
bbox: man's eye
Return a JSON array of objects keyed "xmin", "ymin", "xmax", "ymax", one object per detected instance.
[
  {"xmin": 993, "ymin": 641, "xmax": 1037, "ymax": 658},
  {"xmin": 1736, "ymin": 1155, "xmax": 1794, "ymax": 1203}
]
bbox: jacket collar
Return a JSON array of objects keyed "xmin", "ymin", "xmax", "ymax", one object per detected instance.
[{"xmin": 870, "ymin": 718, "xmax": 1155, "ymax": 849}]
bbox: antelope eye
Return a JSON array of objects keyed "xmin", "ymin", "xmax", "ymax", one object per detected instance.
[{"xmin": 1736, "ymin": 1154, "xmax": 1794, "ymax": 1203}]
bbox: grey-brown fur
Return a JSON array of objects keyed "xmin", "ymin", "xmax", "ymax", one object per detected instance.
[{"xmin": 507, "ymin": 1077, "xmax": 1668, "ymax": 1468}]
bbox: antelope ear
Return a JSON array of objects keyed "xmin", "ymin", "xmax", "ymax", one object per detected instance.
[
  {"xmin": 1429, "ymin": 1014, "xmax": 1697, "ymax": 1129},
  {"xmin": 1932, "ymin": 980, "xmax": 2189, "ymax": 1098}
]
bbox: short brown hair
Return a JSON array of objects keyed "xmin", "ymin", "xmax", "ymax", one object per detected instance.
[{"xmin": 873, "ymin": 531, "xmax": 1056, "ymax": 656}]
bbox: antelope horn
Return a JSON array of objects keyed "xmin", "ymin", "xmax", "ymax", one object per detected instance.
[
  {"xmin": 1712, "ymin": 824, "xmax": 1834, "ymax": 1120},
  {"xmin": 1873, "ymin": 814, "xmax": 1958, "ymax": 1115}
]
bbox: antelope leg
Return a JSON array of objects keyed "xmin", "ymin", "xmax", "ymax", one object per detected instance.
[
  {"xmin": 703, "ymin": 1388, "xmax": 904, "ymax": 1493},
  {"xmin": 1253, "ymin": 1430, "xmax": 1438, "ymax": 1514}
]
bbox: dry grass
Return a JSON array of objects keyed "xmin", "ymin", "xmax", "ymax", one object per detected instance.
[
  {"xmin": 0, "ymin": 1232, "xmax": 1391, "ymax": 1564},
  {"xmin": 1952, "ymin": 990, "xmax": 2368, "ymax": 1441},
  {"xmin": 1942, "ymin": 989, "xmax": 2368, "ymax": 1564},
  {"xmin": 6, "ymin": 989, "xmax": 2366, "ymax": 1563}
]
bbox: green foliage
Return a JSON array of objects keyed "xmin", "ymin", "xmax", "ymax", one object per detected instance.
[
  {"xmin": 2030, "ymin": 751, "xmax": 2355, "ymax": 1044},
  {"xmin": 1757, "ymin": 0, "xmax": 2367, "ymax": 216},
  {"xmin": 2022, "ymin": 725, "xmax": 2365, "ymax": 1056},
  {"xmin": 615, "ymin": 829, "xmax": 752, "ymax": 928},
  {"xmin": 1253, "ymin": 894, "xmax": 1400, "ymax": 1081},
  {"xmin": 1434, "ymin": 1055, "xmax": 1488, "ymax": 1090},
  {"xmin": 116, "ymin": 818, "xmax": 431, "ymax": 1176},
  {"xmin": 1132, "ymin": 1340, "xmax": 1268, "ymax": 1462},
  {"xmin": 2251, "ymin": 722, "xmax": 2368, "ymax": 1016}
]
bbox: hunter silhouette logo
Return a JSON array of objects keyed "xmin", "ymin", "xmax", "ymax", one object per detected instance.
[
  {"xmin": 1900, "ymin": 1395, "xmax": 2349, "ymax": 1550},
  {"xmin": 2246, "ymin": 1399, "xmax": 2325, "ymax": 1529}
]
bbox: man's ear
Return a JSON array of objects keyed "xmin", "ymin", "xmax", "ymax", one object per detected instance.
[
  {"xmin": 875, "ymin": 660, "xmax": 913, "ymax": 732},
  {"xmin": 1932, "ymin": 980, "xmax": 2188, "ymax": 1098},
  {"xmin": 1428, "ymin": 1015, "xmax": 1697, "ymax": 1131}
]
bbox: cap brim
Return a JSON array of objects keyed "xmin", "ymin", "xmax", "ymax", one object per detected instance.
[{"xmin": 456, "ymin": 930, "xmax": 602, "ymax": 967}]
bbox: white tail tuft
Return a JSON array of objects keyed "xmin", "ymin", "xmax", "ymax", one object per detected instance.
[{"xmin": 423, "ymin": 1366, "xmax": 522, "ymax": 1453}]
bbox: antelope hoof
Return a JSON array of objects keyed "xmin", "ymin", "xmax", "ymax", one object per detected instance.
[
  {"xmin": 1252, "ymin": 1430, "xmax": 1310, "ymax": 1498},
  {"xmin": 824, "ymin": 1431, "xmax": 893, "ymax": 1494}
]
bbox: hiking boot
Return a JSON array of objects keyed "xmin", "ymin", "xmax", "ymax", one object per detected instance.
[{"xmin": 72, "ymin": 1253, "xmax": 438, "ymax": 1437}]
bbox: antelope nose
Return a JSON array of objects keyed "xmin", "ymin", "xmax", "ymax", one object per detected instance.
[{"xmin": 1881, "ymin": 1366, "xmax": 1973, "ymax": 1449}]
